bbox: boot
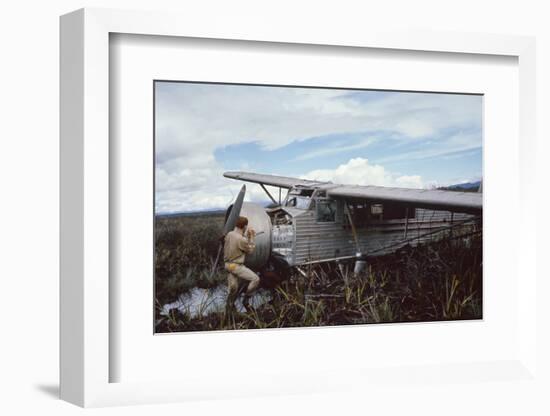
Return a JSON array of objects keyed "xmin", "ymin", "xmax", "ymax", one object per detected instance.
[{"xmin": 242, "ymin": 294, "xmax": 254, "ymax": 313}]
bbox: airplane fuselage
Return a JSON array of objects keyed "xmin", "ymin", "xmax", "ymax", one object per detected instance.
[{"xmin": 231, "ymin": 185, "xmax": 478, "ymax": 272}]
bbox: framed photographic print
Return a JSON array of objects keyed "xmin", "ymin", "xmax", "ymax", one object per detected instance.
[
  {"xmin": 153, "ymin": 80, "xmax": 484, "ymax": 334},
  {"xmin": 60, "ymin": 7, "xmax": 538, "ymax": 408}
]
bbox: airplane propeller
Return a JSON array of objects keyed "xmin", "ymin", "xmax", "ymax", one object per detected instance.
[{"xmin": 209, "ymin": 184, "xmax": 246, "ymax": 279}]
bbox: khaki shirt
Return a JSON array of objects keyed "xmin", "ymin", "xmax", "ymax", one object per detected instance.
[{"xmin": 223, "ymin": 227, "xmax": 255, "ymax": 264}]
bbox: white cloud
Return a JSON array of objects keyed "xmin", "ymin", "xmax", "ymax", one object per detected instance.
[
  {"xmin": 302, "ymin": 158, "xmax": 423, "ymax": 189},
  {"xmin": 394, "ymin": 175, "xmax": 424, "ymax": 189},
  {"xmin": 293, "ymin": 136, "xmax": 377, "ymax": 161},
  {"xmin": 154, "ymin": 83, "xmax": 480, "ymax": 212},
  {"xmin": 155, "ymin": 167, "xmax": 284, "ymax": 214},
  {"xmin": 156, "ymin": 158, "xmax": 424, "ymax": 213},
  {"xmin": 376, "ymin": 131, "xmax": 481, "ymax": 164},
  {"xmin": 156, "ymin": 85, "xmax": 481, "ymax": 160}
]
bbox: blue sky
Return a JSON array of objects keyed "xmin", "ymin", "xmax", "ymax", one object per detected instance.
[{"xmin": 155, "ymin": 82, "xmax": 482, "ymax": 213}]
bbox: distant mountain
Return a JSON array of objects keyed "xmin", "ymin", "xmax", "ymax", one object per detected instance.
[
  {"xmin": 158, "ymin": 182, "xmax": 482, "ymax": 218},
  {"xmin": 440, "ymin": 180, "xmax": 481, "ymax": 192},
  {"xmin": 156, "ymin": 199, "xmax": 274, "ymax": 218},
  {"xmin": 156, "ymin": 209, "xmax": 226, "ymax": 218}
]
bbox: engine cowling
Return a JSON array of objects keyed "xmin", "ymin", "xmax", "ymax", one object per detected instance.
[{"xmin": 225, "ymin": 202, "xmax": 272, "ymax": 270}]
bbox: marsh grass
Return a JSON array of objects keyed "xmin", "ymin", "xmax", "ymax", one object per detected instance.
[
  {"xmin": 155, "ymin": 213, "xmax": 226, "ymax": 308},
  {"xmin": 155, "ymin": 214, "xmax": 482, "ymax": 333}
]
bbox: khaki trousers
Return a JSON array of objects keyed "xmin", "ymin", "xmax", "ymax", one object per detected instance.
[{"xmin": 225, "ymin": 263, "xmax": 260, "ymax": 295}]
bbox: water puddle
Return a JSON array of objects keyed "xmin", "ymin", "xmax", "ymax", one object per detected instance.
[{"xmin": 162, "ymin": 285, "xmax": 272, "ymax": 318}]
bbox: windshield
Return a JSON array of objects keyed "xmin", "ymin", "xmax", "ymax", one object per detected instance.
[
  {"xmin": 285, "ymin": 196, "xmax": 310, "ymax": 209},
  {"xmin": 284, "ymin": 187, "xmax": 314, "ymax": 209}
]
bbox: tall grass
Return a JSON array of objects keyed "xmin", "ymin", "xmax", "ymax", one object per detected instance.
[
  {"xmin": 155, "ymin": 213, "xmax": 226, "ymax": 313},
  {"xmin": 155, "ymin": 214, "xmax": 482, "ymax": 333}
]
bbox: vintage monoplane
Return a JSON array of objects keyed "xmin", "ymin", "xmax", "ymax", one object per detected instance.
[{"xmin": 213, "ymin": 171, "xmax": 482, "ymax": 277}]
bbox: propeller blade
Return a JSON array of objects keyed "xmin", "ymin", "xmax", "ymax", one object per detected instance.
[
  {"xmin": 209, "ymin": 185, "xmax": 246, "ymax": 279},
  {"xmin": 223, "ymin": 185, "xmax": 246, "ymax": 234}
]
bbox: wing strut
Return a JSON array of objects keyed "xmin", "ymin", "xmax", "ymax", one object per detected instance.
[
  {"xmin": 344, "ymin": 202, "xmax": 361, "ymax": 255},
  {"xmin": 260, "ymin": 183, "xmax": 278, "ymax": 205}
]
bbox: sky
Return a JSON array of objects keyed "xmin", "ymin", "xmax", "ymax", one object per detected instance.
[{"xmin": 155, "ymin": 82, "xmax": 482, "ymax": 214}]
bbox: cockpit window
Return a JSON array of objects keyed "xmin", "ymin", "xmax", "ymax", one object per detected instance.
[
  {"xmin": 285, "ymin": 187, "xmax": 313, "ymax": 209},
  {"xmin": 289, "ymin": 188, "xmax": 314, "ymax": 197},
  {"xmin": 286, "ymin": 196, "xmax": 310, "ymax": 209}
]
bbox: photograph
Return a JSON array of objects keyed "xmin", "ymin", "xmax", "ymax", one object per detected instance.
[{"xmin": 154, "ymin": 81, "xmax": 483, "ymax": 333}]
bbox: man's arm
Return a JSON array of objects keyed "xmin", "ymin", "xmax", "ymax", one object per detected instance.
[{"xmin": 237, "ymin": 233, "xmax": 255, "ymax": 254}]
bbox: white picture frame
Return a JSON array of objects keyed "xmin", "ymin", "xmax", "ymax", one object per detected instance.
[{"xmin": 60, "ymin": 8, "xmax": 538, "ymax": 408}]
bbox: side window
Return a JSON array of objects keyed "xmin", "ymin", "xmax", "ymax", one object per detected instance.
[
  {"xmin": 369, "ymin": 203, "xmax": 415, "ymax": 221},
  {"xmin": 368, "ymin": 203, "xmax": 384, "ymax": 222},
  {"xmin": 316, "ymin": 199, "xmax": 337, "ymax": 222},
  {"xmin": 371, "ymin": 204, "xmax": 383, "ymax": 216},
  {"xmin": 344, "ymin": 202, "xmax": 369, "ymax": 228}
]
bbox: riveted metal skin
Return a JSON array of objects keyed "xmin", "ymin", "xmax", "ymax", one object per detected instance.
[{"xmin": 225, "ymin": 202, "xmax": 273, "ymax": 270}]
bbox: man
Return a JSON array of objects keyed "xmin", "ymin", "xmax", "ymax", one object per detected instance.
[{"xmin": 224, "ymin": 216, "xmax": 259, "ymax": 313}]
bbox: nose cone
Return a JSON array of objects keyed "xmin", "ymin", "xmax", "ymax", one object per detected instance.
[{"xmin": 239, "ymin": 202, "xmax": 272, "ymax": 271}]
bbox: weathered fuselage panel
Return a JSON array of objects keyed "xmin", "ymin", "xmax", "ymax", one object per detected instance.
[{"xmin": 271, "ymin": 206, "xmax": 476, "ymax": 266}]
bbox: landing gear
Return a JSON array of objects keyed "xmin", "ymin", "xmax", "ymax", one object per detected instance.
[{"xmin": 353, "ymin": 254, "xmax": 367, "ymax": 275}]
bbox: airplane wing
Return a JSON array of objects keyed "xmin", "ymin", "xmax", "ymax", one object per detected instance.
[
  {"xmin": 224, "ymin": 171, "xmax": 482, "ymax": 214},
  {"xmin": 223, "ymin": 171, "xmax": 329, "ymax": 189},
  {"xmin": 328, "ymin": 185, "xmax": 482, "ymax": 214}
]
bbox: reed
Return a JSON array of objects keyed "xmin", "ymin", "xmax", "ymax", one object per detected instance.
[{"xmin": 155, "ymin": 214, "xmax": 482, "ymax": 333}]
